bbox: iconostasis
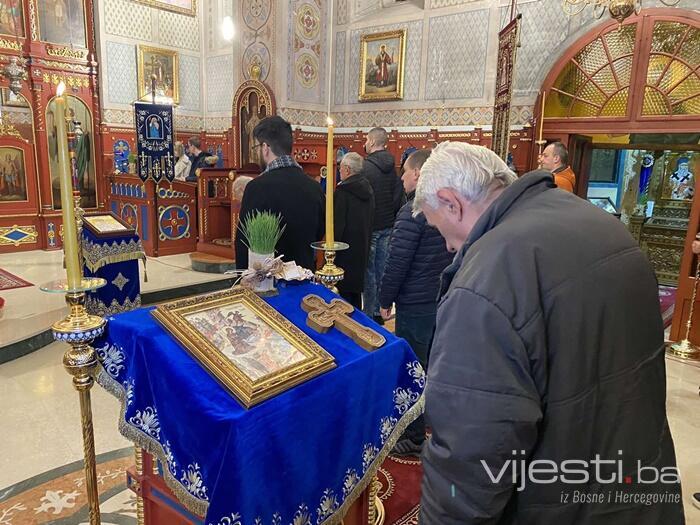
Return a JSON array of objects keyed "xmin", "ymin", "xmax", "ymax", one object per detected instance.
[{"xmin": 0, "ymin": 0, "xmax": 104, "ymax": 253}]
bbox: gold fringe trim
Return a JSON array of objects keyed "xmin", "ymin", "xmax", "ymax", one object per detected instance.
[
  {"xmin": 96, "ymin": 367, "xmax": 209, "ymax": 518},
  {"xmin": 96, "ymin": 365, "xmax": 425, "ymax": 524},
  {"xmin": 84, "ymin": 251, "xmax": 147, "ymax": 273},
  {"xmin": 321, "ymin": 395, "xmax": 424, "ymax": 525}
]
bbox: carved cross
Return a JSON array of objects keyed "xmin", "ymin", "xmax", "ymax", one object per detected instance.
[{"xmin": 301, "ymin": 294, "xmax": 386, "ymax": 351}]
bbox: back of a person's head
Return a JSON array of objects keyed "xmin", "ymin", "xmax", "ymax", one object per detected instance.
[
  {"xmin": 406, "ymin": 148, "xmax": 431, "ymax": 171},
  {"xmin": 232, "ymin": 176, "xmax": 253, "ymax": 201},
  {"xmin": 551, "ymin": 142, "xmax": 569, "ymax": 166},
  {"xmin": 188, "ymin": 136, "xmax": 201, "ymax": 149},
  {"xmin": 414, "ymin": 141, "xmax": 516, "ymax": 213},
  {"xmin": 253, "ymin": 116, "xmax": 293, "ymax": 156},
  {"xmin": 368, "ymin": 127, "xmax": 388, "ymax": 148},
  {"xmin": 174, "ymin": 141, "xmax": 184, "ymax": 157},
  {"xmin": 341, "ymin": 152, "xmax": 364, "ymax": 176}
]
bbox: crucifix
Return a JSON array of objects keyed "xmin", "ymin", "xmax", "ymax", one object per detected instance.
[{"xmin": 301, "ymin": 295, "xmax": 386, "ymax": 351}]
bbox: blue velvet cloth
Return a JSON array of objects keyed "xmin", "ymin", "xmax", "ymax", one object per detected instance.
[
  {"xmin": 94, "ymin": 281, "xmax": 424, "ymax": 524},
  {"xmin": 82, "ymin": 227, "xmax": 144, "ymax": 316}
]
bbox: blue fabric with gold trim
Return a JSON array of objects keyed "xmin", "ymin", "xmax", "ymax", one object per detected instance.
[
  {"xmin": 82, "ymin": 227, "xmax": 145, "ymax": 317},
  {"xmin": 93, "ymin": 281, "xmax": 423, "ymax": 524}
]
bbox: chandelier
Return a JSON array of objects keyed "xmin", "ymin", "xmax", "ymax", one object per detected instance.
[{"xmin": 562, "ymin": 0, "xmax": 680, "ymax": 24}]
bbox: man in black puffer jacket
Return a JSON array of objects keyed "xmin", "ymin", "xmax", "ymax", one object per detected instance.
[
  {"xmin": 361, "ymin": 127, "xmax": 403, "ymax": 323},
  {"xmin": 414, "ymin": 142, "xmax": 683, "ymax": 524},
  {"xmin": 379, "ymin": 148, "xmax": 453, "ymax": 456}
]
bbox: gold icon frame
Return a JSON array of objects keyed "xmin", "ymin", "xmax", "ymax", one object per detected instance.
[
  {"xmin": 152, "ymin": 287, "xmax": 336, "ymax": 408},
  {"xmin": 359, "ymin": 29, "xmax": 407, "ymax": 102}
]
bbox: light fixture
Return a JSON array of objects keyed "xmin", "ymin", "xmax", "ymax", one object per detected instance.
[
  {"xmin": 2, "ymin": 56, "xmax": 26, "ymax": 96},
  {"xmin": 222, "ymin": 15, "xmax": 235, "ymax": 42},
  {"xmin": 562, "ymin": 0, "xmax": 680, "ymax": 24}
]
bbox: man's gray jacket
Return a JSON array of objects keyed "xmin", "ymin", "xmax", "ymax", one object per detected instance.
[{"xmin": 420, "ymin": 171, "xmax": 684, "ymax": 524}]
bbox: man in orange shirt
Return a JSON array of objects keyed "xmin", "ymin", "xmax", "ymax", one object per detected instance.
[{"xmin": 540, "ymin": 142, "xmax": 576, "ymax": 193}]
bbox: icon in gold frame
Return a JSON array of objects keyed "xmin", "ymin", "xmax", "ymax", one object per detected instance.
[
  {"xmin": 358, "ymin": 29, "xmax": 407, "ymax": 102},
  {"xmin": 152, "ymin": 287, "xmax": 336, "ymax": 408}
]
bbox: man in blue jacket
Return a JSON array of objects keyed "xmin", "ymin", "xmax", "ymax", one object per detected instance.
[{"xmin": 379, "ymin": 148, "xmax": 453, "ymax": 456}]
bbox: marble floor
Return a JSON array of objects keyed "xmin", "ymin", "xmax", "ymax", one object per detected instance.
[
  {"xmin": 0, "ymin": 340, "xmax": 698, "ymax": 522},
  {"xmin": 0, "ymin": 250, "xmax": 231, "ymax": 348}
]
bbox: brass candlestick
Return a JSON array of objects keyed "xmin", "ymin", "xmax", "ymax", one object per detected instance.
[
  {"xmin": 535, "ymin": 139, "xmax": 546, "ymax": 169},
  {"xmin": 311, "ymin": 241, "xmax": 348, "ymax": 293},
  {"xmin": 666, "ymin": 259, "xmax": 700, "ymax": 361},
  {"xmin": 43, "ymin": 81, "xmax": 108, "ymax": 525},
  {"xmin": 41, "ymin": 278, "xmax": 107, "ymax": 525}
]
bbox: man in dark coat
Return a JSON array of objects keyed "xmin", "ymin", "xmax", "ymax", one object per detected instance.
[
  {"xmin": 361, "ymin": 127, "xmax": 402, "ymax": 323},
  {"xmin": 413, "ymin": 141, "xmax": 684, "ymax": 524},
  {"xmin": 334, "ymin": 152, "xmax": 374, "ymax": 309},
  {"xmin": 379, "ymin": 148, "xmax": 452, "ymax": 456},
  {"xmin": 234, "ymin": 116, "xmax": 324, "ymax": 271},
  {"xmin": 186, "ymin": 136, "xmax": 208, "ymax": 182}
]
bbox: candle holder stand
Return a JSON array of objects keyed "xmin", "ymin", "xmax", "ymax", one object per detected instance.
[
  {"xmin": 666, "ymin": 259, "xmax": 700, "ymax": 361},
  {"xmin": 311, "ymin": 241, "xmax": 349, "ymax": 293},
  {"xmin": 41, "ymin": 277, "xmax": 108, "ymax": 525}
]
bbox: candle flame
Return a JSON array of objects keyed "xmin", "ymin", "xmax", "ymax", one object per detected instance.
[
  {"xmin": 326, "ymin": 117, "xmax": 334, "ymax": 126},
  {"xmin": 56, "ymin": 81, "xmax": 66, "ymax": 97}
]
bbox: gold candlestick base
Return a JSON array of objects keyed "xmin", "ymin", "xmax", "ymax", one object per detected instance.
[
  {"xmin": 311, "ymin": 241, "xmax": 349, "ymax": 293},
  {"xmin": 665, "ymin": 339, "xmax": 700, "ymax": 361},
  {"xmin": 42, "ymin": 278, "xmax": 107, "ymax": 525}
]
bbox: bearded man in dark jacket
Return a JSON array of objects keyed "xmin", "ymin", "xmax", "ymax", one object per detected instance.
[
  {"xmin": 234, "ymin": 116, "xmax": 324, "ymax": 271},
  {"xmin": 379, "ymin": 148, "xmax": 452, "ymax": 456},
  {"xmin": 413, "ymin": 141, "xmax": 684, "ymax": 524},
  {"xmin": 334, "ymin": 152, "xmax": 374, "ymax": 309},
  {"xmin": 361, "ymin": 127, "xmax": 402, "ymax": 323}
]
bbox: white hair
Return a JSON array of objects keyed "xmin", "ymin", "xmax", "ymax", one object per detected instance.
[
  {"xmin": 232, "ymin": 176, "xmax": 253, "ymax": 201},
  {"xmin": 413, "ymin": 141, "xmax": 517, "ymax": 214},
  {"xmin": 341, "ymin": 152, "xmax": 364, "ymax": 176}
]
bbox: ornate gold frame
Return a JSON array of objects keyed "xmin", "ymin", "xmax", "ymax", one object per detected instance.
[
  {"xmin": 137, "ymin": 45, "xmax": 180, "ymax": 104},
  {"xmin": 132, "ymin": 0, "xmax": 197, "ymax": 17},
  {"xmin": 359, "ymin": 29, "xmax": 406, "ymax": 102},
  {"xmin": 152, "ymin": 287, "xmax": 336, "ymax": 408}
]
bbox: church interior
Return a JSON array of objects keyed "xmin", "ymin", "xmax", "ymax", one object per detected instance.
[{"xmin": 0, "ymin": 0, "xmax": 699, "ymax": 523}]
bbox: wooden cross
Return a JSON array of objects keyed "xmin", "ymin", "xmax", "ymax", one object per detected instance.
[{"xmin": 301, "ymin": 294, "xmax": 386, "ymax": 351}]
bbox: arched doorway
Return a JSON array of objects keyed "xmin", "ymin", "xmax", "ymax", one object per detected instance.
[{"xmin": 537, "ymin": 8, "xmax": 700, "ymax": 287}]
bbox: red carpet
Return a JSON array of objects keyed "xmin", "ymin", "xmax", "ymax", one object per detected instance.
[
  {"xmin": 380, "ymin": 455, "xmax": 422, "ymax": 524},
  {"xmin": 0, "ymin": 268, "xmax": 32, "ymax": 291},
  {"xmin": 659, "ymin": 285, "xmax": 676, "ymax": 328}
]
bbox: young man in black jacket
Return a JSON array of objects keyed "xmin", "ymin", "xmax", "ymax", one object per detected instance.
[
  {"xmin": 361, "ymin": 127, "xmax": 402, "ymax": 323},
  {"xmin": 185, "ymin": 137, "xmax": 209, "ymax": 182},
  {"xmin": 379, "ymin": 149, "xmax": 453, "ymax": 456},
  {"xmin": 334, "ymin": 152, "xmax": 374, "ymax": 309},
  {"xmin": 234, "ymin": 116, "xmax": 324, "ymax": 270}
]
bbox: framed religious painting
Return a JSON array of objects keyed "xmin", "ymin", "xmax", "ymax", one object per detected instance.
[
  {"xmin": 132, "ymin": 0, "xmax": 196, "ymax": 16},
  {"xmin": 38, "ymin": 0, "xmax": 87, "ymax": 48},
  {"xmin": 152, "ymin": 287, "xmax": 336, "ymax": 408},
  {"xmin": 83, "ymin": 212, "xmax": 135, "ymax": 238},
  {"xmin": 0, "ymin": 146, "xmax": 27, "ymax": 202},
  {"xmin": 0, "ymin": 1, "xmax": 24, "ymax": 38},
  {"xmin": 660, "ymin": 152, "xmax": 697, "ymax": 201},
  {"xmin": 359, "ymin": 29, "xmax": 406, "ymax": 102},
  {"xmin": 137, "ymin": 45, "xmax": 179, "ymax": 104},
  {"xmin": 0, "ymin": 87, "xmax": 28, "ymax": 107}
]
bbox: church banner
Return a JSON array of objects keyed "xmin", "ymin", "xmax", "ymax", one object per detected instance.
[
  {"xmin": 134, "ymin": 101, "xmax": 175, "ymax": 183},
  {"xmin": 491, "ymin": 14, "xmax": 521, "ymax": 161}
]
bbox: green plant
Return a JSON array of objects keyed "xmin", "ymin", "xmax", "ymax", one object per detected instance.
[{"xmin": 238, "ymin": 211, "xmax": 285, "ymax": 254}]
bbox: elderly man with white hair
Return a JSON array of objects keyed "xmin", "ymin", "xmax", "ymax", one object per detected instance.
[
  {"xmin": 415, "ymin": 142, "xmax": 683, "ymax": 524},
  {"xmin": 334, "ymin": 152, "xmax": 374, "ymax": 309}
]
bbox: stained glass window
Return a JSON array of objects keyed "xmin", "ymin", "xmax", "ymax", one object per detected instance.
[
  {"xmin": 643, "ymin": 23, "xmax": 700, "ymax": 116},
  {"xmin": 546, "ymin": 24, "xmax": 637, "ymax": 118},
  {"xmin": 545, "ymin": 19, "xmax": 700, "ymax": 119}
]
